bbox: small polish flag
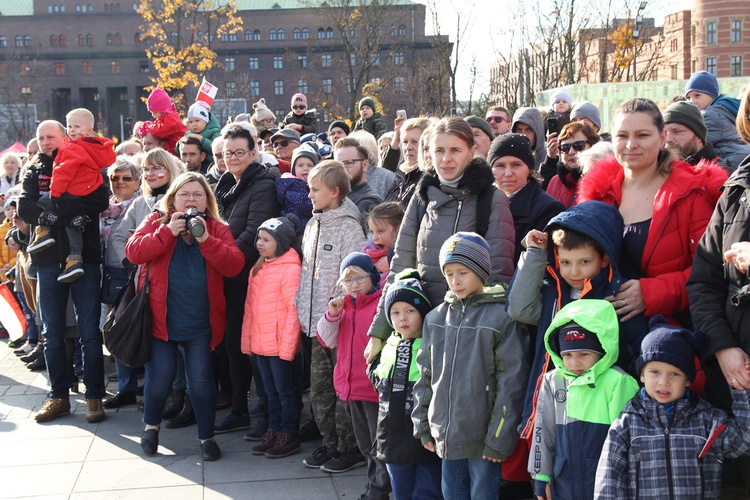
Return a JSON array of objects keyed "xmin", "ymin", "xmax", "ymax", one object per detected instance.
[
  {"xmin": 196, "ymin": 78, "xmax": 218, "ymax": 108},
  {"xmin": 0, "ymin": 283, "xmax": 27, "ymax": 342}
]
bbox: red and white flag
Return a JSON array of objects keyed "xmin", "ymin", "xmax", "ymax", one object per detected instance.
[
  {"xmin": 0, "ymin": 283, "xmax": 26, "ymax": 342},
  {"xmin": 196, "ymin": 78, "xmax": 218, "ymax": 109}
]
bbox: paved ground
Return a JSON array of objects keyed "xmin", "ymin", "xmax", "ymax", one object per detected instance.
[{"xmin": 0, "ymin": 339, "xmax": 368, "ymax": 499}]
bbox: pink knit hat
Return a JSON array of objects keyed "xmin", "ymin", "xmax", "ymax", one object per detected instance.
[
  {"xmin": 147, "ymin": 88, "xmax": 174, "ymax": 114},
  {"xmin": 291, "ymin": 93, "xmax": 308, "ymax": 108}
]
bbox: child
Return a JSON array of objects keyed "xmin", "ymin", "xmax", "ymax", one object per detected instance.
[
  {"xmin": 139, "ymin": 88, "xmax": 188, "ymax": 156},
  {"xmin": 294, "ymin": 160, "xmax": 366, "ymax": 472},
  {"xmin": 508, "ymin": 201, "xmax": 647, "ymax": 445},
  {"xmin": 0, "ymin": 197, "xmax": 18, "ymax": 283},
  {"xmin": 28, "ymin": 108, "xmax": 116, "ymax": 283},
  {"xmin": 276, "ymin": 143, "xmax": 318, "ymax": 254},
  {"xmin": 362, "ymin": 201, "xmax": 403, "ymax": 282},
  {"xmin": 176, "ymin": 102, "xmax": 220, "ymax": 164},
  {"xmin": 353, "ymin": 97, "xmax": 387, "ymax": 140},
  {"xmin": 367, "ymin": 269, "xmax": 442, "ymax": 500},
  {"xmin": 685, "ymin": 70, "xmax": 750, "ymax": 171},
  {"xmin": 280, "ymin": 93, "xmax": 318, "ymax": 134},
  {"xmin": 251, "ymin": 98, "xmax": 276, "ymax": 136},
  {"xmin": 550, "ymin": 90, "xmax": 572, "ymax": 118},
  {"xmin": 595, "ymin": 318, "xmax": 750, "ymax": 499},
  {"xmin": 241, "ymin": 214, "xmax": 303, "ymax": 459},
  {"xmin": 413, "ymin": 232, "xmax": 529, "ymax": 499},
  {"xmin": 317, "ymin": 252, "xmax": 391, "ymax": 499},
  {"xmin": 529, "ymin": 299, "xmax": 638, "ymax": 500}
]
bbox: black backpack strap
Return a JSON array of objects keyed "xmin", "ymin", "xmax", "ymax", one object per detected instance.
[{"xmin": 475, "ymin": 186, "xmax": 495, "ymax": 237}]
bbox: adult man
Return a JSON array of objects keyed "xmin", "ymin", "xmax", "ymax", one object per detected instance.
[
  {"xmin": 663, "ymin": 100, "xmax": 720, "ymax": 167},
  {"xmin": 512, "ymin": 107, "xmax": 546, "ymax": 170},
  {"xmin": 270, "ymin": 128, "xmax": 300, "ymax": 174},
  {"xmin": 327, "ymin": 120, "xmax": 351, "ymax": 147},
  {"xmin": 485, "ymin": 106, "xmax": 512, "ymax": 136},
  {"xmin": 141, "ymin": 132, "xmax": 164, "ymax": 153},
  {"xmin": 334, "ymin": 137, "xmax": 382, "ymax": 224},
  {"xmin": 18, "ymin": 120, "xmax": 110, "ymax": 423},
  {"xmin": 179, "ymin": 136, "xmax": 208, "ymax": 173},
  {"xmin": 465, "ymin": 116, "xmax": 494, "ymax": 159}
]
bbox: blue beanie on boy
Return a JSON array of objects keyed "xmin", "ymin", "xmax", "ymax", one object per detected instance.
[
  {"xmin": 636, "ymin": 316, "xmax": 707, "ymax": 383},
  {"xmin": 340, "ymin": 252, "xmax": 380, "ymax": 287},
  {"xmin": 685, "ymin": 71, "xmax": 720, "ymax": 100},
  {"xmin": 439, "ymin": 232, "xmax": 492, "ymax": 284},
  {"xmin": 384, "ymin": 269, "xmax": 432, "ymax": 327}
]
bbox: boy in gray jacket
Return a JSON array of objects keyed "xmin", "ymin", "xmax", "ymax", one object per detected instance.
[{"xmin": 413, "ymin": 232, "xmax": 529, "ymax": 499}]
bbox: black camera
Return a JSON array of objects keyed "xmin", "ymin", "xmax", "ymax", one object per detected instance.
[{"xmin": 179, "ymin": 208, "xmax": 206, "ymax": 237}]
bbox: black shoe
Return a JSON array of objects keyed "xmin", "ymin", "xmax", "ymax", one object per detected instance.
[
  {"xmin": 303, "ymin": 445, "xmax": 337, "ymax": 469},
  {"xmin": 162, "ymin": 389, "xmax": 185, "ymax": 420},
  {"xmin": 214, "ymin": 413, "xmax": 252, "ymax": 434},
  {"xmin": 20, "ymin": 344, "xmax": 44, "ymax": 363},
  {"xmin": 201, "ymin": 438, "xmax": 221, "ymax": 461},
  {"xmin": 104, "ymin": 391, "xmax": 137, "ymax": 409},
  {"xmin": 248, "ymin": 401, "xmax": 264, "ymax": 417},
  {"xmin": 8, "ymin": 337, "xmax": 27, "ymax": 349},
  {"xmin": 320, "ymin": 451, "xmax": 367, "ymax": 473},
  {"xmin": 165, "ymin": 394, "xmax": 195, "ymax": 429},
  {"xmin": 27, "ymin": 356, "xmax": 46, "ymax": 371},
  {"xmin": 243, "ymin": 417, "xmax": 268, "ymax": 441},
  {"xmin": 141, "ymin": 428, "xmax": 159, "ymax": 455}
]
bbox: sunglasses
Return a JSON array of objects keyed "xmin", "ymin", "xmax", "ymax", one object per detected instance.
[
  {"xmin": 292, "ymin": 105, "xmax": 306, "ymax": 110},
  {"xmin": 559, "ymin": 140, "xmax": 589, "ymax": 153},
  {"xmin": 214, "ymin": 153, "xmax": 224, "ymax": 159},
  {"xmin": 485, "ymin": 116, "xmax": 508, "ymax": 124},
  {"xmin": 273, "ymin": 140, "xmax": 291, "ymax": 148},
  {"xmin": 110, "ymin": 175, "xmax": 134, "ymax": 182}
]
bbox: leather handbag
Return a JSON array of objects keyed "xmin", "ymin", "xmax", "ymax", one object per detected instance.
[{"xmin": 102, "ymin": 264, "xmax": 151, "ymax": 367}]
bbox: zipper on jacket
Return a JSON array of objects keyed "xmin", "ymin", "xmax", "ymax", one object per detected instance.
[
  {"xmin": 494, "ymin": 405, "xmax": 506, "ymax": 438},
  {"xmin": 307, "ymin": 219, "xmax": 321, "ymax": 335},
  {"xmin": 453, "ymin": 200, "xmax": 463, "ymax": 234},
  {"xmin": 664, "ymin": 427, "xmax": 675, "ymax": 500},
  {"xmin": 444, "ymin": 300, "xmax": 468, "ymax": 452}
]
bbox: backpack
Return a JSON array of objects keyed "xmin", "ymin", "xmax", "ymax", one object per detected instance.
[{"xmin": 414, "ymin": 185, "xmax": 496, "ymax": 236}]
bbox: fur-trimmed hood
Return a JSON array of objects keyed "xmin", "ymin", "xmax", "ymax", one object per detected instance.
[{"xmin": 417, "ymin": 157, "xmax": 495, "ymax": 204}]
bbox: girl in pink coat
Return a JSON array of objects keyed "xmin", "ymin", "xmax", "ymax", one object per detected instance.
[{"xmin": 241, "ymin": 214, "xmax": 302, "ymax": 459}]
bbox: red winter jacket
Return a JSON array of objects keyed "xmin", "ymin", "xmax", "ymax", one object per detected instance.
[
  {"xmin": 577, "ymin": 156, "xmax": 727, "ymax": 317},
  {"xmin": 125, "ymin": 211, "xmax": 245, "ymax": 350},
  {"xmin": 317, "ymin": 288, "xmax": 381, "ymax": 403},
  {"xmin": 546, "ymin": 173, "xmax": 578, "ymax": 208},
  {"xmin": 50, "ymin": 137, "xmax": 115, "ymax": 197},
  {"xmin": 149, "ymin": 113, "xmax": 187, "ymax": 156}
]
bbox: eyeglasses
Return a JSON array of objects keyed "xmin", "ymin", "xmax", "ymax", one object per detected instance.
[
  {"xmin": 223, "ymin": 150, "xmax": 248, "ymax": 158},
  {"xmin": 176, "ymin": 191, "xmax": 207, "ymax": 201},
  {"xmin": 485, "ymin": 116, "xmax": 508, "ymax": 124},
  {"xmin": 213, "ymin": 153, "xmax": 224, "ymax": 159},
  {"xmin": 273, "ymin": 140, "xmax": 292, "ymax": 148},
  {"xmin": 110, "ymin": 175, "xmax": 134, "ymax": 182},
  {"xmin": 559, "ymin": 140, "xmax": 589, "ymax": 154},
  {"xmin": 292, "ymin": 105, "xmax": 306, "ymax": 110},
  {"xmin": 340, "ymin": 274, "xmax": 370, "ymax": 287},
  {"xmin": 142, "ymin": 165, "xmax": 163, "ymax": 174},
  {"xmin": 341, "ymin": 158, "xmax": 366, "ymax": 168}
]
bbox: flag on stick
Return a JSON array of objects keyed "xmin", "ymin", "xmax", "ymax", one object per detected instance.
[
  {"xmin": 0, "ymin": 283, "xmax": 26, "ymax": 342},
  {"xmin": 196, "ymin": 78, "xmax": 218, "ymax": 109}
]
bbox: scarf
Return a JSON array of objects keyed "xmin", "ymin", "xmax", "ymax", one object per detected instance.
[{"xmin": 214, "ymin": 163, "xmax": 265, "ymax": 209}]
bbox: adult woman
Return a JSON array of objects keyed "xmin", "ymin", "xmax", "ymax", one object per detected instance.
[
  {"xmin": 578, "ymin": 98, "xmax": 727, "ymax": 325},
  {"xmin": 543, "ymin": 121, "xmax": 600, "ymax": 208},
  {"xmin": 489, "ymin": 133, "xmax": 565, "ymax": 264},
  {"xmin": 213, "ymin": 124, "xmax": 280, "ymax": 435},
  {"xmin": 0, "ymin": 152, "xmax": 21, "ymax": 196},
  {"xmin": 125, "ymin": 172, "xmax": 244, "ymax": 460},
  {"xmin": 384, "ymin": 117, "xmax": 434, "ymax": 207},
  {"xmin": 367, "ymin": 117, "xmax": 515, "ymax": 350}
]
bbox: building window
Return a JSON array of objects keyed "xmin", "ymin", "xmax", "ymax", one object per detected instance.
[
  {"xmin": 0, "ymin": 36, "xmax": 5, "ymax": 47},
  {"xmin": 106, "ymin": 33, "xmax": 114, "ymax": 45},
  {"xmin": 248, "ymin": 57, "xmax": 259, "ymax": 70},
  {"xmin": 294, "ymin": 28, "xmax": 301, "ymax": 40},
  {"xmin": 302, "ymin": 28, "xmax": 309, "ymax": 39},
  {"xmin": 370, "ymin": 77, "xmax": 381, "ymax": 84},
  {"xmin": 350, "ymin": 54, "xmax": 356, "ymax": 66},
  {"xmin": 245, "ymin": 29, "xmax": 252, "ymax": 41},
  {"xmin": 269, "ymin": 29, "xmax": 277, "ymax": 41},
  {"xmin": 86, "ymin": 33, "xmax": 93, "ymax": 46},
  {"xmin": 706, "ymin": 21, "xmax": 716, "ymax": 45},
  {"xmin": 15, "ymin": 36, "xmax": 23, "ymax": 47},
  {"xmin": 20, "ymin": 62, "xmax": 31, "ymax": 75},
  {"xmin": 395, "ymin": 76, "xmax": 405, "ymax": 92},
  {"xmin": 274, "ymin": 80, "xmax": 284, "ymax": 95},
  {"xmin": 111, "ymin": 60, "xmax": 121, "ymax": 73},
  {"xmin": 55, "ymin": 62, "xmax": 65, "ymax": 75},
  {"xmin": 298, "ymin": 55, "xmax": 307, "ymax": 68},
  {"xmin": 250, "ymin": 80, "xmax": 260, "ymax": 96},
  {"xmin": 78, "ymin": 34, "xmax": 85, "ymax": 46},
  {"xmin": 732, "ymin": 20, "xmax": 742, "ymax": 43},
  {"xmin": 23, "ymin": 35, "xmax": 30, "ymax": 47},
  {"xmin": 398, "ymin": 24, "xmax": 406, "ymax": 36},
  {"xmin": 221, "ymin": 33, "xmax": 228, "ymax": 42},
  {"xmin": 83, "ymin": 61, "xmax": 93, "ymax": 74},
  {"xmin": 390, "ymin": 24, "xmax": 397, "ymax": 36},
  {"xmin": 50, "ymin": 35, "xmax": 58, "ymax": 47},
  {"xmin": 170, "ymin": 32, "xmax": 178, "ymax": 43},
  {"xmin": 346, "ymin": 78, "xmax": 356, "ymax": 92},
  {"xmin": 318, "ymin": 28, "xmax": 325, "ymax": 39},
  {"xmin": 275, "ymin": 109, "xmax": 285, "ymax": 120},
  {"xmin": 298, "ymin": 80, "xmax": 308, "ymax": 93},
  {"xmin": 253, "ymin": 29, "xmax": 261, "ymax": 41},
  {"xmin": 135, "ymin": 32, "xmax": 142, "ymax": 44},
  {"xmin": 225, "ymin": 57, "xmax": 235, "ymax": 70},
  {"xmin": 59, "ymin": 34, "xmax": 67, "ymax": 46},
  {"xmin": 326, "ymin": 27, "xmax": 334, "ymax": 39},
  {"xmin": 278, "ymin": 29, "xmax": 285, "ymax": 40},
  {"xmin": 670, "ymin": 39, "xmax": 678, "ymax": 52},
  {"xmin": 322, "ymin": 78, "xmax": 332, "ymax": 94},
  {"xmin": 139, "ymin": 60, "xmax": 149, "ymax": 73},
  {"xmin": 670, "ymin": 64, "xmax": 678, "ymax": 80},
  {"xmin": 706, "ymin": 57, "xmax": 717, "ymax": 74},
  {"xmin": 273, "ymin": 56, "xmax": 283, "ymax": 69},
  {"xmin": 226, "ymin": 81, "xmax": 236, "ymax": 97},
  {"xmin": 731, "ymin": 56, "xmax": 742, "ymax": 76},
  {"xmin": 114, "ymin": 33, "xmax": 121, "ymax": 45},
  {"xmin": 369, "ymin": 53, "xmax": 380, "ymax": 66},
  {"xmin": 321, "ymin": 54, "xmax": 331, "ymax": 67},
  {"xmin": 394, "ymin": 52, "xmax": 404, "ymax": 65}
]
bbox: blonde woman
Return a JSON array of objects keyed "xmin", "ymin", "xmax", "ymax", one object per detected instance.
[{"xmin": 0, "ymin": 152, "xmax": 21, "ymax": 197}]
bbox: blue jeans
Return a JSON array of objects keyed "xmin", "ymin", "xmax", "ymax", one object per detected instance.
[
  {"xmin": 115, "ymin": 360, "xmax": 138, "ymax": 393},
  {"xmin": 441, "ymin": 457, "xmax": 502, "ymax": 500},
  {"xmin": 255, "ymin": 354, "xmax": 300, "ymax": 433},
  {"xmin": 37, "ymin": 263, "xmax": 104, "ymax": 399},
  {"xmin": 16, "ymin": 290, "xmax": 39, "ymax": 343},
  {"xmin": 143, "ymin": 333, "xmax": 216, "ymax": 440},
  {"xmin": 387, "ymin": 463, "xmax": 442, "ymax": 500}
]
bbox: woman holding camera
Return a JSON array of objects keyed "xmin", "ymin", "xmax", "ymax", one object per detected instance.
[
  {"xmin": 125, "ymin": 172, "xmax": 244, "ymax": 461},
  {"xmin": 543, "ymin": 121, "xmax": 600, "ymax": 208},
  {"xmin": 213, "ymin": 124, "xmax": 281, "ymax": 436}
]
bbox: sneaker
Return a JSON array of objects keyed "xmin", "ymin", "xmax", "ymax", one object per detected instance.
[
  {"xmin": 265, "ymin": 431, "xmax": 301, "ymax": 459},
  {"xmin": 215, "ymin": 413, "xmax": 252, "ymax": 434},
  {"xmin": 8, "ymin": 336, "xmax": 26, "ymax": 348},
  {"xmin": 320, "ymin": 451, "xmax": 367, "ymax": 473},
  {"xmin": 243, "ymin": 417, "xmax": 268, "ymax": 441},
  {"xmin": 85, "ymin": 398, "xmax": 106, "ymax": 423},
  {"xmin": 103, "ymin": 391, "xmax": 137, "ymax": 409},
  {"xmin": 14, "ymin": 341, "xmax": 36, "ymax": 355},
  {"xmin": 58, "ymin": 257, "xmax": 84, "ymax": 283},
  {"xmin": 20, "ymin": 343, "xmax": 44, "ymax": 363},
  {"xmin": 27, "ymin": 227, "xmax": 55, "ymax": 254},
  {"xmin": 251, "ymin": 429, "xmax": 280, "ymax": 456},
  {"xmin": 35, "ymin": 398, "xmax": 71, "ymax": 423},
  {"xmin": 303, "ymin": 445, "xmax": 336, "ymax": 469}
]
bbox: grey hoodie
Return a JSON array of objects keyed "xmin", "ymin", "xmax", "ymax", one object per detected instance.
[{"xmin": 512, "ymin": 107, "xmax": 547, "ymax": 171}]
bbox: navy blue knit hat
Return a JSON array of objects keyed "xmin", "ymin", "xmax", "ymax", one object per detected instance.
[
  {"xmin": 685, "ymin": 71, "xmax": 720, "ymax": 100},
  {"xmin": 340, "ymin": 252, "xmax": 380, "ymax": 287},
  {"xmin": 384, "ymin": 269, "xmax": 432, "ymax": 327},
  {"xmin": 636, "ymin": 316, "xmax": 708, "ymax": 383},
  {"xmin": 439, "ymin": 232, "xmax": 492, "ymax": 284}
]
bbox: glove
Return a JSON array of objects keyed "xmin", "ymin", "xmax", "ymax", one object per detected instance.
[{"xmin": 38, "ymin": 209, "xmax": 59, "ymax": 226}]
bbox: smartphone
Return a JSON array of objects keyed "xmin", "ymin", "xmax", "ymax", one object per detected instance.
[
  {"xmin": 396, "ymin": 109, "xmax": 407, "ymax": 120},
  {"xmin": 546, "ymin": 117, "xmax": 559, "ymax": 136}
]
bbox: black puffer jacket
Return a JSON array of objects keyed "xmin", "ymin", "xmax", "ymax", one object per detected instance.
[{"xmin": 688, "ymin": 156, "xmax": 750, "ymax": 411}]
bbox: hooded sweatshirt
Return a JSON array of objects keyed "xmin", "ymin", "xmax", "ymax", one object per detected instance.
[
  {"xmin": 529, "ymin": 299, "xmax": 638, "ymax": 500},
  {"xmin": 512, "ymin": 107, "xmax": 547, "ymax": 171}
]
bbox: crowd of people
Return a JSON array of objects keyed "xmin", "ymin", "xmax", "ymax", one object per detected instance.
[{"xmin": 3, "ymin": 69, "xmax": 750, "ymax": 499}]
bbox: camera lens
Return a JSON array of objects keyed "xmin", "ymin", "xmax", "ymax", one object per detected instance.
[{"xmin": 187, "ymin": 218, "xmax": 205, "ymax": 237}]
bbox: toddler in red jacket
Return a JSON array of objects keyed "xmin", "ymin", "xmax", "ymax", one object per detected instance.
[
  {"xmin": 317, "ymin": 252, "xmax": 391, "ymax": 499},
  {"xmin": 28, "ymin": 108, "xmax": 115, "ymax": 282},
  {"xmin": 138, "ymin": 88, "xmax": 188, "ymax": 156}
]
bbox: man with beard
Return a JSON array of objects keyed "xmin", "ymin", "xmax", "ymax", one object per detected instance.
[
  {"xmin": 334, "ymin": 137, "xmax": 381, "ymax": 227},
  {"xmin": 663, "ymin": 101, "xmax": 721, "ymax": 167}
]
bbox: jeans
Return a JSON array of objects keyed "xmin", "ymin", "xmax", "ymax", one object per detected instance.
[
  {"xmin": 17, "ymin": 290, "xmax": 39, "ymax": 343},
  {"xmin": 143, "ymin": 333, "xmax": 216, "ymax": 440},
  {"xmin": 441, "ymin": 457, "xmax": 502, "ymax": 500},
  {"xmin": 387, "ymin": 463, "xmax": 442, "ymax": 500},
  {"xmin": 115, "ymin": 360, "xmax": 138, "ymax": 393},
  {"xmin": 38, "ymin": 263, "xmax": 104, "ymax": 399},
  {"xmin": 255, "ymin": 354, "xmax": 299, "ymax": 433}
]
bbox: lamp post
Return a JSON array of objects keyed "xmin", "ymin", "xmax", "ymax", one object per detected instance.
[{"xmin": 633, "ymin": 1, "xmax": 647, "ymax": 81}]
